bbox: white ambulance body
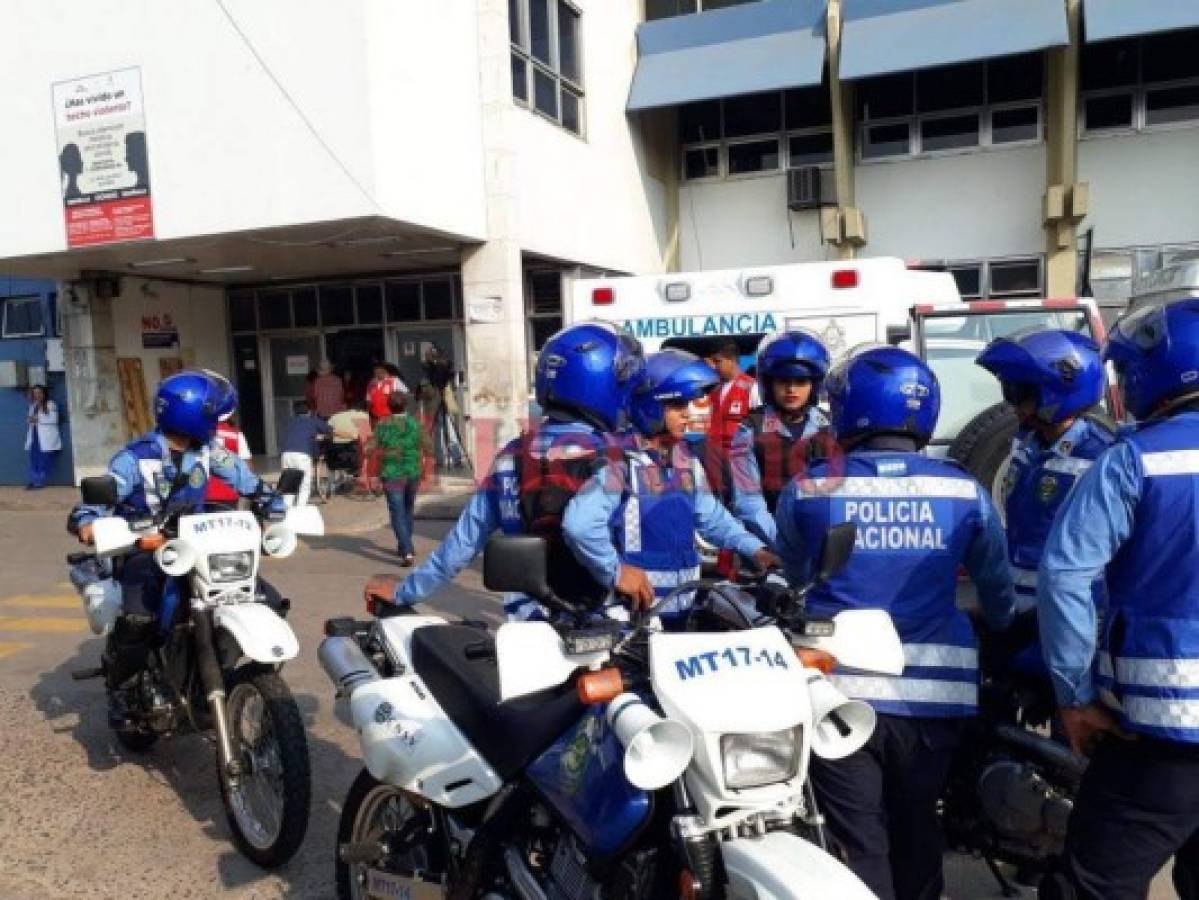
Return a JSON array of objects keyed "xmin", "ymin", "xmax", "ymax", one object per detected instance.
[{"xmin": 568, "ymin": 257, "xmax": 962, "ymax": 364}]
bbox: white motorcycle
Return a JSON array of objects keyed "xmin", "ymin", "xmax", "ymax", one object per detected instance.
[
  {"xmin": 67, "ymin": 472, "xmax": 323, "ymax": 868},
  {"xmin": 319, "ymin": 525, "xmax": 901, "ymax": 899}
]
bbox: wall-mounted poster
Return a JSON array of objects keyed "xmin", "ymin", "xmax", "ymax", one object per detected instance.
[
  {"xmin": 141, "ymin": 310, "xmax": 179, "ymax": 349},
  {"xmin": 52, "ymin": 67, "xmax": 155, "ymax": 248}
]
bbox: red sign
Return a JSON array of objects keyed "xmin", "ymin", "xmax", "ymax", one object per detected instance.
[{"xmin": 66, "ymin": 196, "xmax": 154, "ymax": 248}]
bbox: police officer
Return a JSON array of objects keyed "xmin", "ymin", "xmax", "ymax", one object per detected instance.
[
  {"xmin": 563, "ymin": 349, "xmax": 778, "ymax": 621},
  {"xmin": 976, "ymin": 329, "xmax": 1113, "ymax": 614},
  {"xmin": 70, "ymin": 370, "xmax": 285, "ymax": 715},
  {"xmin": 776, "ymin": 346, "xmax": 1015, "ymax": 900},
  {"xmin": 729, "ymin": 330, "xmax": 830, "ymax": 543},
  {"xmin": 367, "ymin": 322, "xmax": 651, "ymax": 618},
  {"xmin": 1038, "ymin": 299, "xmax": 1199, "ymax": 900}
]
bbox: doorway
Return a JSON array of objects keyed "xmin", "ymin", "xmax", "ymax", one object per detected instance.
[
  {"xmin": 267, "ymin": 334, "xmax": 322, "ymax": 454},
  {"xmin": 325, "ymin": 328, "xmax": 385, "ymax": 409},
  {"xmin": 390, "ymin": 324, "xmax": 467, "ymax": 471}
]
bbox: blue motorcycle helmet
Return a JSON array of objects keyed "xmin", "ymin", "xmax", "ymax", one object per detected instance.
[
  {"xmin": 1104, "ymin": 298, "xmax": 1199, "ymax": 421},
  {"xmin": 155, "ymin": 369, "xmax": 237, "ymax": 443},
  {"xmin": 535, "ymin": 321, "xmax": 645, "ymax": 432},
  {"xmin": 756, "ymin": 330, "xmax": 830, "ymax": 409},
  {"xmin": 826, "ymin": 345, "xmax": 941, "ymax": 446},
  {"xmin": 628, "ymin": 349, "xmax": 719, "ymax": 437},
  {"xmin": 976, "ymin": 328, "xmax": 1104, "ymax": 424}
]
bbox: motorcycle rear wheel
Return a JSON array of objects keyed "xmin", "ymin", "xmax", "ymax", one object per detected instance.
[
  {"xmin": 336, "ymin": 769, "xmax": 436, "ymax": 900},
  {"xmin": 218, "ymin": 668, "xmax": 311, "ymax": 868}
]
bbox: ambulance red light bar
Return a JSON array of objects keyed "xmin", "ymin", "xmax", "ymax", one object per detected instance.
[
  {"xmin": 592, "ymin": 287, "xmax": 615, "ymax": 305},
  {"xmin": 831, "ymin": 269, "xmax": 859, "ymax": 289}
]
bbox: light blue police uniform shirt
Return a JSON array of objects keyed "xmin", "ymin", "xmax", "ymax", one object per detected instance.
[
  {"xmin": 562, "ymin": 455, "xmax": 765, "ymax": 589},
  {"xmin": 775, "ymin": 471, "xmax": 1016, "ymax": 632},
  {"xmin": 1037, "ymin": 441, "xmax": 1140, "ymax": 708}
]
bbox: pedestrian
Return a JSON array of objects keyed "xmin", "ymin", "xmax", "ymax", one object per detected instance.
[
  {"xmin": 705, "ymin": 339, "xmax": 759, "ymax": 455},
  {"xmin": 366, "ymin": 362, "xmax": 408, "ymax": 423},
  {"xmin": 1037, "ymin": 298, "xmax": 1199, "ymax": 900},
  {"xmin": 206, "ymin": 412, "xmax": 254, "ymax": 508},
  {"xmin": 25, "ymin": 384, "xmax": 62, "ymax": 489},
  {"xmin": 312, "ymin": 360, "xmax": 347, "ymax": 419},
  {"xmin": 776, "ymin": 346, "xmax": 1015, "ymax": 900},
  {"xmin": 279, "ymin": 400, "xmax": 330, "ymax": 507},
  {"xmin": 371, "ymin": 392, "xmax": 431, "ymax": 565}
]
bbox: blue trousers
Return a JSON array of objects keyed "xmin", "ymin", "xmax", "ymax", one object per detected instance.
[
  {"xmin": 384, "ymin": 479, "xmax": 417, "ymax": 555},
  {"xmin": 28, "ymin": 429, "xmax": 55, "ymax": 487}
]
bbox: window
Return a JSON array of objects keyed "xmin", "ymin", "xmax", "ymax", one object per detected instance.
[
  {"xmin": 526, "ymin": 269, "xmax": 564, "ymax": 354},
  {"xmin": 258, "ymin": 291, "xmax": 291, "ymax": 329},
  {"xmin": 680, "ymin": 86, "xmax": 832, "ymax": 181},
  {"xmin": 357, "ymin": 285, "xmax": 384, "ymax": 324},
  {"xmin": 2, "ymin": 296, "xmax": 43, "ymax": 338},
  {"xmin": 292, "ymin": 287, "xmax": 319, "ymax": 327},
  {"xmin": 645, "ymin": 0, "xmax": 760, "ymax": 19},
  {"xmin": 319, "ymin": 285, "xmax": 355, "ymax": 327},
  {"xmin": 1081, "ymin": 28, "xmax": 1199, "ymax": 134},
  {"xmin": 946, "ymin": 257, "xmax": 1043, "ymax": 300},
  {"xmin": 511, "ymin": 0, "xmax": 584, "ymax": 135},
  {"xmin": 229, "ymin": 291, "xmax": 257, "ymax": 332},
  {"xmin": 858, "ymin": 53, "xmax": 1043, "ymax": 160}
]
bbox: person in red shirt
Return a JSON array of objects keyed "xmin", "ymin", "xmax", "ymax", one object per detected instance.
[
  {"xmin": 206, "ymin": 413, "xmax": 254, "ymax": 508},
  {"xmin": 366, "ymin": 363, "xmax": 409, "ymax": 423},
  {"xmin": 705, "ymin": 340, "xmax": 760, "ymax": 454}
]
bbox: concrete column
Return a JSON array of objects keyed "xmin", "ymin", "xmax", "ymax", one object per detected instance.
[
  {"xmin": 826, "ymin": 0, "xmax": 864, "ymax": 260},
  {"xmin": 1044, "ymin": 0, "xmax": 1084, "ymax": 296},
  {"xmin": 637, "ymin": 107, "xmax": 681, "ymax": 271},
  {"xmin": 462, "ymin": 0, "xmax": 532, "ymax": 473},
  {"xmin": 59, "ymin": 285, "xmax": 125, "ymax": 481}
]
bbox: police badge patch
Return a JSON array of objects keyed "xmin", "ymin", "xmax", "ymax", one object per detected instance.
[
  {"xmin": 1037, "ymin": 473, "xmax": 1058, "ymax": 504},
  {"xmin": 189, "ymin": 466, "xmax": 206, "ymax": 489}
]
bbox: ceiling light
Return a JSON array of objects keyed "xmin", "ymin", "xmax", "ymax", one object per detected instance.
[
  {"xmin": 199, "ymin": 265, "xmax": 255, "ymax": 274},
  {"xmin": 128, "ymin": 257, "xmax": 195, "ymax": 269}
]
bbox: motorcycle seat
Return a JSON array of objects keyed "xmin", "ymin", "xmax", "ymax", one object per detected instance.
[{"xmin": 410, "ymin": 624, "xmax": 584, "ymax": 780}]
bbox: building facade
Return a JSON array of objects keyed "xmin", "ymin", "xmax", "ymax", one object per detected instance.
[{"xmin": 0, "ymin": 0, "xmax": 1195, "ymax": 479}]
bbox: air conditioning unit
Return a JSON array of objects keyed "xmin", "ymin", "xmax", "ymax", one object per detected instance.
[{"xmin": 787, "ymin": 166, "xmax": 823, "ymax": 211}]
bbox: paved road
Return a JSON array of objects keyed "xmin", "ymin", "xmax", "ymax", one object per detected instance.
[{"xmin": 0, "ymin": 501, "xmax": 1173, "ymax": 898}]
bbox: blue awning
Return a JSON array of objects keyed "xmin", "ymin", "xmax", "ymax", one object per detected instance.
[
  {"xmin": 840, "ymin": 0, "xmax": 1069, "ymax": 81},
  {"xmin": 627, "ymin": 0, "xmax": 827, "ymax": 112},
  {"xmin": 1084, "ymin": 0, "xmax": 1199, "ymax": 42}
]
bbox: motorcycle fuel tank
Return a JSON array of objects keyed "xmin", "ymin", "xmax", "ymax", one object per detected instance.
[{"xmin": 526, "ymin": 706, "xmax": 652, "ymax": 859}]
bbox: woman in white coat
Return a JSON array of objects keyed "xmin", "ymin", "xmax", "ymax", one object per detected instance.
[{"xmin": 26, "ymin": 385, "xmax": 62, "ymax": 489}]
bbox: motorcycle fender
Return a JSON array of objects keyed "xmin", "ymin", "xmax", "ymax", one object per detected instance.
[
  {"xmin": 214, "ymin": 603, "xmax": 300, "ymax": 665},
  {"xmin": 721, "ymin": 832, "xmax": 876, "ymax": 900}
]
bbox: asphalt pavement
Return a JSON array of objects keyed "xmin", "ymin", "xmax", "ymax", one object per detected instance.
[{"xmin": 0, "ymin": 488, "xmax": 1173, "ymax": 898}]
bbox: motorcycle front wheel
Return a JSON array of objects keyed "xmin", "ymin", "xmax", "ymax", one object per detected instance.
[
  {"xmin": 336, "ymin": 769, "xmax": 437, "ymax": 900},
  {"xmin": 218, "ymin": 668, "xmax": 311, "ymax": 868}
]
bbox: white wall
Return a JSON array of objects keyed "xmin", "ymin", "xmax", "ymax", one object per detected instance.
[
  {"xmin": 511, "ymin": 0, "xmax": 669, "ymax": 275},
  {"xmin": 1079, "ymin": 129, "xmax": 1199, "ymax": 249},
  {"xmin": 111, "ymin": 279, "xmax": 231, "ymax": 398},
  {"xmin": 678, "ymin": 174, "xmax": 827, "ymax": 270},
  {"xmin": 857, "ymin": 145, "xmax": 1046, "ymax": 262},
  {"xmin": 0, "ymin": 0, "xmax": 487, "ymax": 260}
]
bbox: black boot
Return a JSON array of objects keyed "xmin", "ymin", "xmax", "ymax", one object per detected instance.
[{"xmin": 103, "ymin": 615, "xmax": 156, "ymax": 727}]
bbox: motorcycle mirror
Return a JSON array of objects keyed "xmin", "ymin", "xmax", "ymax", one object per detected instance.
[
  {"xmin": 80, "ymin": 475, "xmax": 119, "ymax": 507},
  {"xmin": 483, "ymin": 534, "xmax": 552, "ymax": 600},
  {"xmin": 816, "ymin": 523, "xmax": 857, "ymax": 583},
  {"xmin": 276, "ymin": 468, "xmax": 305, "ymax": 497}
]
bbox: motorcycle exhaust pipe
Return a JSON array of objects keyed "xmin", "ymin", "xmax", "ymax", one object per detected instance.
[
  {"xmin": 318, "ymin": 636, "xmax": 380, "ymax": 696},
  {"xmin": 994, "ymin": 724, "xmax": 1086, "ymax": 779},
  {"xmin": 191, "ymin": 609, "xmax": 240, "ymax": 781}
]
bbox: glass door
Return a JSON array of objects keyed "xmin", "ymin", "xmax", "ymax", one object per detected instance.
[{"xmin": 267, "ymin": 334, "xmax": 323, "ymax": 455}]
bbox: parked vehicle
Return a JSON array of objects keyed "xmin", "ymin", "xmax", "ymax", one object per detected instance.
[
  {"xmin": 67, "ymin": 471, "xmax": 324, "ymax": 867},
  {"xmin": 319, "ymin": 528, "xmax": 902, "ymax": 899}
]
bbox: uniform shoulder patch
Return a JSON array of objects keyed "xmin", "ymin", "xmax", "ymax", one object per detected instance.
[{"xmin": 209, "ymin": 442, "xmax": 233, "ymax": 466}]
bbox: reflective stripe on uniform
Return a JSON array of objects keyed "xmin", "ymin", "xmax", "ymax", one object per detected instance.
[
  {"xmin": 646, "ymin": 566, "xmax": 702, "ymax": 589},
  {"xmin": 1098, "ymin": 650, "xmax": 1114, "ymax": 680},
  {"xmin": 1122, "ymin": 695, "xmax": 1199, "ymax": 730},
  {"xmin": 137, "ymin": 459, "xmax": 164, "ymax": 511},
  {"xmin": 1113, "ymin": 656, "xmax": 1199, "ymax": 688},
  {"xmin": 1142, "ymin": 449, "xmax": 1199, "ymax": 477},
  {"xmin": 623, "ymin": 493, "xmax": 642, "ymax": 553},
  {"xmin": 829, "ymin": 673, "xmax": 978, "ymax": 707},
  {"xmin": 805, "ymin": 476, "xmax": 978, "ymax": 500},
  {"xmin": 903, "ymin": 643, "xmax": 977, "ymax": 669},
  {"xmin": 1042, "ymin": 457, "xmax": 1093, "ymax": 476},
  {"xmin": 1011, "ymin": 566, "xmax": 1038, "ymax": 589}
]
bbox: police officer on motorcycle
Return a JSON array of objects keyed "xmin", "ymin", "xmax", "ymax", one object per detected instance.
[
  {"xmin": 976, "ymin": 329, "xmax": 1113, "ymax": 616},
  {"xmin": 1038, "ymin": 298, "xmax": 1199, "ymax": 900},
  {"xmin": 69, "ymin": 370, "xmax": 286, "ymax": 717},
  {"xmin": 728, "ymin": 330, "xmax": 830, "ymax": 543},
  {"xmin": 562, "ymin": 349, "xmax": 779, "ymax": 621},
  {"xmin": 368, "ymin": 322, "xmax": 650, "ymax": 618},
  {"xmin": 775, "ymin": 346, "xmax": 1015, "ymax": 900}
]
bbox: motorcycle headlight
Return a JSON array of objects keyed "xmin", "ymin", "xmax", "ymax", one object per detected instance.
[
  {"xmin": 208, "ymin": 551, "xmax": 254, "ymax": 583},
  {"xmin": 720, "ymin": 728, "xmax": 801, "ymax": 790}
]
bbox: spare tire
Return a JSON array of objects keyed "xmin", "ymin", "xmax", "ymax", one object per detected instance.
[{"xmin": 947, "ymin": 402, "xmax": 1019, "ymax": 508}]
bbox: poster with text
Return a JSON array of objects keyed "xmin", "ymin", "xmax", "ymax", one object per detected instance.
[{"xmin": 53, "ymin": 67, "xmax": 155, "ymax": 248}]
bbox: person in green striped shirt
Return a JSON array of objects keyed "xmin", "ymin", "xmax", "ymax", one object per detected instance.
[{"xmin": 371, "ymin": 392, "xmax": 431, "ymax": 565}]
